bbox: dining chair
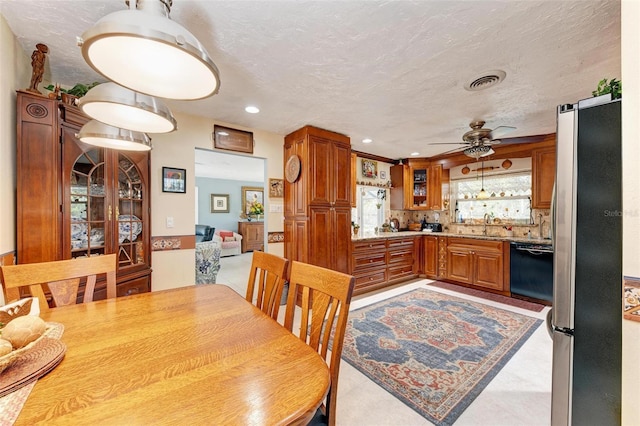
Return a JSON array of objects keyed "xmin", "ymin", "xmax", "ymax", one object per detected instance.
[
  {"xmin": 283, "ymin": 261, "xmax": 355, "ymax": 426},
  {"xmin": 245, "ymin": 251, "xmax": 289, "ymax": 321},
  {"xmin": 0, "ymin": 254, "xmax": 117, "ymax": 313}
]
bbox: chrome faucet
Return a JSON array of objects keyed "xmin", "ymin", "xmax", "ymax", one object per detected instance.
[{"xmin": 483, "ymin": 213, "xmax": 491, "ymax": 236}]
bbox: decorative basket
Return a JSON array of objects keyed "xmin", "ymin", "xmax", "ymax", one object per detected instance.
[{"xmin": 0, "ymin": 323, "xmax": 61, "ymax": 375}]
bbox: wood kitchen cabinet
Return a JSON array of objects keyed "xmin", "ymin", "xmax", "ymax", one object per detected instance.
[
  {"xmin": 424, "ymin": 235, "xmax": 448, "ymax": 279},
  {"xmin": 352, "ymin": 239, "xmax": 387, "ymax": 292},
  {"xmin": 284, "ymin": 126, "xmax": 352, "ymax": 273},
  {"xmin": 446, "ymin": 237, "xmax": 506, "ymax": 292},
  {"xmin": 238, "ymin": 221, "xmax": 264, "ymax": 253},
  {"xmin": 390, "ymin": 160, "xmax": 442, "ymax": 210},
  {"xmin": 16, "ymin": 91, "xmax": 151, "ymax": 301},
  {"xmin": 532, "ymin": 147, "xmax": 556, "ymax": 209},
  {"xmin": 351, "ymin": 236, "xmax": 419, "ymax": 295}
]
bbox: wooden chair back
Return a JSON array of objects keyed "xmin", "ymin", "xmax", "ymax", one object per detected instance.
[
  {"xmin": 283, "ymin": 261, "xmax": 355, "ymax": 426},
  {"xmin": 0, "ymin": 254, "xmax": 117, "ymax": 313},
  {"xmin": 245, "ymin": 251, "xmax": 289, "ymax": 321}
]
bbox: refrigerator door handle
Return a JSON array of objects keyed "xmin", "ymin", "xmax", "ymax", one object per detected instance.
[{"xmin": 546, "ymin": 309, "xmax": 554, "ymax": 339}]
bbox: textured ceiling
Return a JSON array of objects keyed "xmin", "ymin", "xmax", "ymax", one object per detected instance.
[{"xmin": 0, "ymin": 0, "xmax": 621, "ymax": 160}]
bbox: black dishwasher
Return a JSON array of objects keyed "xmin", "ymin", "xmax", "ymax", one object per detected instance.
[{"xmin": 509, "ymin": 242, "xmax": 553, "ymax": 303}]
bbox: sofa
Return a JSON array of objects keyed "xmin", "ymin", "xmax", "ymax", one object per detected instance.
[
  {"xmin": 195, "ymin": 240, "xmax": 221, "ymax": 284},
  {"xmin": 212, "ymin": 230, "xmax": 242, "ymax": 257},
  {"xmin": 195, "ymin": 225, "xmax": 215, "ymax": 243}
]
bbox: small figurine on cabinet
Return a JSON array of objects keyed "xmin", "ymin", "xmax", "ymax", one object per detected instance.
[{"xmin": 26, "ymin": 43, "xmax": 49, "ymax": 95}]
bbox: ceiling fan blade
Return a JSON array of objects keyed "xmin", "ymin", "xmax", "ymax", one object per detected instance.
[
  {"xmin": 438, "ymin": 146, "xmax": 467, "ymax": 156},
  {"xmin": 488, "ymin": 126, "xmax": 516, "ymax": 139}
]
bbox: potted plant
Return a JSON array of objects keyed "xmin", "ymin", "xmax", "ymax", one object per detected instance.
[
  {"xmin": 592, "ymin": 78, "xmax": 621, "ymax": 99},
  {"xmin": 351, "ymin": 221, "xmax": 360, "ymax": 236},
  {"xmin": 45, "ymin": 82, "xmax": 100, "ymax": 105}
]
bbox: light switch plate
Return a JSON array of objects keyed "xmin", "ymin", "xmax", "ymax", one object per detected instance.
[{"xmin": 166, "ymin": 216, "xmax": 174, "ymax": 228}]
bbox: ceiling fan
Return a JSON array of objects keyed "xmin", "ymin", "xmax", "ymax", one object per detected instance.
[{"xmin": 431, "ymin": 120, "xmax": 516, "ymax": 159}]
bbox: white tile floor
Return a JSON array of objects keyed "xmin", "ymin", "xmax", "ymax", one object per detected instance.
[{"xmin": 217, "ymin": 252, "xmax": 552, "ymax": 426}]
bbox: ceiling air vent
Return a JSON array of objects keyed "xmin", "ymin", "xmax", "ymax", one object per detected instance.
[{"xmin": 464, "ymin": 70, "xmax": 506, "ymax": 91}]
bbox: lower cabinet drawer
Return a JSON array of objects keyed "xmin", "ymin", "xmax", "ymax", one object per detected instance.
[
  {"xmin": 117, "ymin": 276, "xmax": 150, "ymax": 297},
  {"xmin": 387, "ymin": 264, "xmax": 416, "ymax": 281},
  {"xmin": 354, "ymin": 268, "xmax": 387, "ymax": 289},
  {"xmin": 352, "ymin": 252, "xmax": 386, "ymax": 270},
  {"xmin": 387, "ymin": 249, "xmax": 414, "ymax": 265}
]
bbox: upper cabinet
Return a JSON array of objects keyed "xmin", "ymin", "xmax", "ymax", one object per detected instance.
[
  {"xmin": 532, "ymin": 147, "xmax": 556, "ymax": 209},
  {"xmin": 16, "ymin": 91, "xmax": 151, "ymax": 300},
  {"xmin": 390, "ymin": 160, "xmax": 442, "ymax": 210}
]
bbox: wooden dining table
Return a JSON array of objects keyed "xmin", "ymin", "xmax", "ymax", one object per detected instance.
[{"xmin": 14, "ymin": 284, "xmax": 330, "ymax": 425}]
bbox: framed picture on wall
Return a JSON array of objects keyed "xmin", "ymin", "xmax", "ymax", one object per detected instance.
[
  {"xmin": 213, "ymin": 125, "xmax": 254, "ymax": 154},
  {"xmin": 362, "ymin": 159, "xmax": 378, "ymax": 178},
  {"xmin": 162, "ymin": 167, "xmax": 186, "ymax": 193},
  {"xmin": 269, "ymin": 178, "xmax": 284, "ymax": 198},
  {"xmin": 210, "ymin": 194, "xmax": 229, "ymax": 213},
  {"xmin": 242, "ymin": 186, "xmax": 264, "ymax": 216}
]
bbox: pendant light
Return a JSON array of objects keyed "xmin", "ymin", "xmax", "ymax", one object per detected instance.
[
  {"xmin": 77, "ymin": 120, "xmax": 152, "ymax": 151},
  {"xmin": 477, "ymin": 159, "xmax": 490, "ymax": 199},
  {"xmin": 77, "ymin": 0, "xmax": 220, "ymax": 100},
  {"xmin": 78, "ymin": 82, "xmax": 177, "ymax": 133}
]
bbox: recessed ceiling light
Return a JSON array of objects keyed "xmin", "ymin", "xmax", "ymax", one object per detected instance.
[
  {"xmin": 410, "ymin": 152, "xmax": 420, "ymax": 156},
  {"xmin": 245, "ymin": 106, "xmax": 260, "ymax": 114},
  {"xmin": 362, "ymin": 138, "xmax": 373, "ymax": 144}
]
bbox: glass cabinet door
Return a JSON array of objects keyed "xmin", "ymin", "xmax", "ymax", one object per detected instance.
[
  {"xmin": 412, "ymin": 167, "xmax": 427, "ymax": 207},
  {"xmin": 70, "ymin": 149, "xmax": 106, "ymax": 258},
  {"xmin": 117, "ymin": 154, "xmax": 145, "ymax": 268}
]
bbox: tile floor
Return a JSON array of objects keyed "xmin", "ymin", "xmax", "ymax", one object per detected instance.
[{"xmin": 217, "ymin": 252, "xmax": 552, "ymax": 426}]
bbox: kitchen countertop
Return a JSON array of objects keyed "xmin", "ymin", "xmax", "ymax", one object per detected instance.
[{"xmin": 352, "ymin": 230, "xmax": 553, "ymax": 245}]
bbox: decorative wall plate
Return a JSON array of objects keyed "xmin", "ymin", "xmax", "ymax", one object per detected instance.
[{"xmin": 285, "ymin": 155, "xmax": 301, "ymax": 183}]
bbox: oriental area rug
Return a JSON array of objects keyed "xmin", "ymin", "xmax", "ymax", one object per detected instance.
[{"xmin": 341, "ymin": 288, "xmax": 542, "ymax": 425}]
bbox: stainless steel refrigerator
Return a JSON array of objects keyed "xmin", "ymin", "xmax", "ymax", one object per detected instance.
[{"xmin": 548, "ymin": 94, "xmax": 622, "ymax": 426}]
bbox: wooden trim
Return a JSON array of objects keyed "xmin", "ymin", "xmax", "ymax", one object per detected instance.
[
  {"xmin": 351, "ymin": 150, "xmax": 395, "ymax": 164},
  {"xmin": 431, "ymin": 134, "xmax": 556, "ymax": 170},
  {"xmin": 151, "ymin": 235, "xmax": 196, "ymax": 251}
]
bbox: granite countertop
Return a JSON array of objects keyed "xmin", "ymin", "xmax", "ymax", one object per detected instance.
[{"xmin": 352, "ymin": 230, "xmax": 553, "ymax": 245}]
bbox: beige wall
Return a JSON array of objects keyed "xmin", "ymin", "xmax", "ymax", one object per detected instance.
[
  {"xmin": 149, "ymin": 112, "xmax": 285, "ymax": 290},
  {"xmin": 0, "ymin": 14, "xmax": 29, "ymax": 256},
  {"xmin": 621, "ymin": 2, "xmax": 640, "ymax": 424}
]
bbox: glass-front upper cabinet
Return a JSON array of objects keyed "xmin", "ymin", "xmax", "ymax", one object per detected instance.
[
  {"xmin": 412, "ymin": 167, "xmax": 427, "ymax": 208},
  {"xmin": 70, "ymin": 149, "xmax": 107, "ymax": 258},
  {"xmin": 66, "ymin": 145, "xmax": 149, "ymax": 272},
  {"xmin": 117, "ymin": 154, "xmax": 145, "ymax": 268}
]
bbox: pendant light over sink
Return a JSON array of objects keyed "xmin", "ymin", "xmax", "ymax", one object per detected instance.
[
  {"xmin": 77, "ymin": 0, "xmax": 221, "ymax": 100},
  {"xmin": 477, "ymin": 159, "xmax": 490, "ymax": 199}
]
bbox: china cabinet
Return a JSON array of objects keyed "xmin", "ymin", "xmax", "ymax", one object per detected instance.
[
  {"xmin": 284, "ymin": 126, "xmax": 351, "ymax": 273},
  {"xmin": 16, "ymin": 91, "xmax": 151, "ymax": 301}
]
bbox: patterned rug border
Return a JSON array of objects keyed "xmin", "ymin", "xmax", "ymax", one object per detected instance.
[{"xmin": 342, "ymin": 288, "xmax": 543, "ymax": 425}]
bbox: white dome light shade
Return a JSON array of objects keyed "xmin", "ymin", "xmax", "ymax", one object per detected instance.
[
  {"xmin": 77, "ymin": 120, "xmax": 152, "ymax": 151},
  {"xmin": 78, "ymin": 83, "xmax": 177, "ymax": 133},
  {"xmin": 78, "ymin": 1, "xmax": 220, "ymax": 100}
]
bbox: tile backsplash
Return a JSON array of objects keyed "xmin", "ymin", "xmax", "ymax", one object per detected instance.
[{"xmin": 389, "ymin": 209, "xmax": 551, "ymax": 239}]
